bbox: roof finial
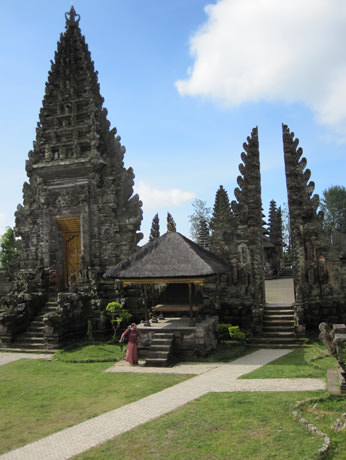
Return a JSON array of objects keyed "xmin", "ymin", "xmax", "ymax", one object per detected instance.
[{"xmin": 65, "ymin": 5, "xmax": 80, "ymax": 25}]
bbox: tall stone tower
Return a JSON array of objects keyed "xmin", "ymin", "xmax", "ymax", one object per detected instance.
[{"xmin": 1, "ymin": 7, "xmax": 142, "ymax": 346}]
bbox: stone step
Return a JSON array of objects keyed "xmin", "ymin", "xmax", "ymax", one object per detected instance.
[
  {"xmin": 145, "ymin": 350, "xmax": 171, "ymax": 359},
  {"xmin": 13, "ymin": 336, "xmax": 46, "ymax": 344},
  {"xmin": 264, "ymin": 308, "xmax": 294, "ymax": 314},
  {"xmin": 150, "ymin": 344, "xmax": 171, "ymax": 351},
  {"xmin": 253, "ymin": 336, "xmax": 304, "ymax": 344},
  {"xmin": 263, "ymin": 314, "xmax": 294, "ymax": 321},
  {"xmin": 144, "ymin": 332, "xmax": 174, "ymax": 367},
  {"xmin": 263, "ymin": 322, "xmax": 294, "ymax": 328},
  {"xmin": 11, "ymin": 342, "xmax": 48, "ymax": 350},
  {"xmin": 145, "ymin": 357, "xmax": 171, "ymax": 367},
  {"xmin": 263, "ymin": 326, "xmax": 294, "ymax": 332},
  {"xmin": 262, "ymin": 332, "xmax": 295, "ymax": 338},
  {"xmin": 152, "ymin": 333, "xmax": 174, "ymax": 339},
  {"xmin": 264, "ymin": 305, "xmax": 294, "ymax": 310},
  {"xmin": 151, "ymin": 339, "xmax": 173, "ymax": 346},
  {"xmin": 14, "ymin": 330, "xmax": 45, "ymax": 338},
  {"xmin": 31, "ymin": 321, "xmax": 44, "ymax": 327}
]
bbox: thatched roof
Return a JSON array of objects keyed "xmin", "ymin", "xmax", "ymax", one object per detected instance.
[{"xmin": 104, "ymin": 232, "xmax": 230, "ymax": 281}]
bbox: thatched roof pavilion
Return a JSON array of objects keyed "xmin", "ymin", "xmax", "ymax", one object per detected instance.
[
  {"xmin": 104, "ymin": 232, "xmax": 230, "ymax": 324},
  {"xmin": 104, "ymin": 231, "xmax": 230, "ymax": 283}
]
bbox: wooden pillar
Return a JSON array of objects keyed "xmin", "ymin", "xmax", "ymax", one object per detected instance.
[{"xmin": 143, "ymin": 284, "xmax": 151, "ymax": 326}]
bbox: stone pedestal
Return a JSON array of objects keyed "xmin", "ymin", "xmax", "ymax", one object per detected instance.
[{"xmin": 137, "ymin": 316, "xmax": 218, "ymax": 359}]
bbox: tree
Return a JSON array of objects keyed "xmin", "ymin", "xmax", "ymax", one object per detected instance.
[
  {"xmin": 149, "ymin": 213, "xmax": 160, "ymax": 241},
  {"xmin": 320, "ymin": 186, "xmax": 346, "ymax": 234},
  {"xmin": 268, "ymin": 200, "xmax": 283, "ymax": 247},
  {"xmin": 188, "ymin": 198, "xmax": 212, "ymax": 242},
  {"xmin": 0, "ymin": 228, "xmax": 19, "ymax": 270},
  {"xmin": 209, "ymin": 185, "xmax": 233, "ymax": 254},
  {"xmin": 106, "ymin": 302, "xmax": 132, "ymax": 343},
  {"xmin": 167, "ymin": 212, "xmax": 176, "ymax": 232}
]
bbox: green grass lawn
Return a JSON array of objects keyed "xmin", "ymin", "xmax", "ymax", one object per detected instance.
[
  {"xmin": 75, "ymin": 392, "xmax": 346, "ymax": 460},
  {"xmin": 1, "ymin": 342, "xmax": 344, "ymax": 459},
  {"xmin": 240, "ymin": 342, "xmax": 337, "ymax": 379},
  {"xmin": 0, "ymin": 357, "xmax": 191, "ymax": 454},
  {"xmin": 53, "ymin": 342, "xmax": 126, "ymax": 362}
]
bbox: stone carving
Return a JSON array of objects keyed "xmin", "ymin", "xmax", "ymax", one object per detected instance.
[
  {"xmin": 318, "ymin": 322, "xmax": 336, "ymax": 356},
  {"xmin": 206, "ymin": 128, "xmax": 265, "ymax": 331},
  {"xmin": 283, "ymin": 124, "xmax": 346, "ymax": 328},
  {"xmin": 0, "ymin": 6, "xmax": 143, "ymax": 348}
]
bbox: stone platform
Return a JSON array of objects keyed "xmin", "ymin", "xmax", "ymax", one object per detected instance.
[{"xmin": 137, "ymin": 316, "xmax": 218, "ymax": 357}]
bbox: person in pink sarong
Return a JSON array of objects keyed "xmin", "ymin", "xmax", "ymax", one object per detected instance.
[{"xmin": 120, "ymin": 323, "xmax": 139, "ymax": 365}]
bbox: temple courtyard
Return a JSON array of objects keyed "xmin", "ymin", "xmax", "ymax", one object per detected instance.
[{"xmin": 0, "ymin": 278, "xmax": 344, "ymax": 459}]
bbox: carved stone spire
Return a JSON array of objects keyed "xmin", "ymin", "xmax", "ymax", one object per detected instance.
[
  {"xmin": 282, "ymin": 124, "xmax": 326, "ymax": 310},
  {"xmin": 231, "ymin": 127, "xmax": 265, "ymax": 305},
  {"xmin": 28, "ymin": 6, "xmax": 118, "ymax": 170}
]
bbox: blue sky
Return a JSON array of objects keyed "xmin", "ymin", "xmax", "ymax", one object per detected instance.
[{"xmin": 1, "ymin": 0, "xmax": 346, "ymax": 243}]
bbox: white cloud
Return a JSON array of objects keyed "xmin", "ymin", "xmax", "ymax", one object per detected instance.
[
  {"xmin": 176, "ymin": 0, "xmax": 346, "ymax": 133},
  {"xmin": 135, "ymin": 181, "xmax": 196, "ymax": 210}
]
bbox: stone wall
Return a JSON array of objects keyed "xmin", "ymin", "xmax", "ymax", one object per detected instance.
[{"xmin": 0, "ymin": 271, "xmax": 10, "ymax": 298}]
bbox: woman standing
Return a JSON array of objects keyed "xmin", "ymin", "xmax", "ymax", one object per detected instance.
[{"xmin": 120, "ymin": 323, "xmax": 140, "ymax": 365}]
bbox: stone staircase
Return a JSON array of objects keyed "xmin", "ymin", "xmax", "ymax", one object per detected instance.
[
  {"xmin": 278, "ymin": 264, "xmax": 293, "ymax": 278},
  {"xmin": 6, "ymin": 297, "xmax": 59, "ymax": 353},
  {"xmin": 253, "ymin": 303, "xmax": 305, "ymax": 348},
  {"xmin": 144, "ymin": 332, "xmax": 175, "ymax": 367}
]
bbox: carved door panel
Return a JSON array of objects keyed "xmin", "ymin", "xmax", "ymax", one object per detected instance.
[
  {"xmin": 64, "ymin": 233, "xmax": 81, "ymax": 287},
  {"xmin": 56, "ymin": 217, "xmax": 81, "ymax": 289}
]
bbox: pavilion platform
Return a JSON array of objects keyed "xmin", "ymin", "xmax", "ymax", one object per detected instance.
[{"xmin": 137, "ymin": 315, "xmax": 218, "ymax": 358}]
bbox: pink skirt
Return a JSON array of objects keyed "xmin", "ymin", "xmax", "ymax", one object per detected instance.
[{"xmin": 125, "ymin": 342, "xmax": 138, "ymax": 364}]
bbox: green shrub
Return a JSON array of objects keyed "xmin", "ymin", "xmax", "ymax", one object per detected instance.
[
  {"xmin": 217, "ymin": 324, "xmax": 246, "ymax": 342},
  {"xmin": 106, "ymin": 302, "xmax": 132, "ymax": 342},
  {"xmin": 217, "ymin": 324, "xmax": 231, "ymax": 342},
  {"xmin": 228, "ymin": 325, "xmax": 246, "ymax": 341},
  {"xmin": 0, "ymin": 227, "xmax": 19, "ymax": 270}
]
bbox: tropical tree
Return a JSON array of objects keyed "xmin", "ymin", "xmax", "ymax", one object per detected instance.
[
  {"xmin": 167, "ymin": 212, "xmax": 176, "ymax": 232},
  {"xmin": 188, "ymin": 198, "xmax": 212, "ymax": 242},
  {"xmin": 320, "ymin": 185, "xmax": 346, "ymax": 234},
  {"xmin": 149, "ymin": 213, "xmax": 160, "ymax": 241},
  {"xmin": 0, "ymin": 227, "xmax": 19, "ymax": 270},
  {"xmin": 106, "ymin": 302, "xmax": 132, "ymax": 342},
  {"xmin": 209, "ymin": 185, "xmax": 233, "ymax": 254}
]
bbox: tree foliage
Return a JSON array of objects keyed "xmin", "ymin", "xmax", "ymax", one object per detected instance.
[
  {"xmin": 188, "ymin": 198, "xmax": 212, "ymax": 242},
  {"xmin": 320, "ymin": 185, "xmax": 346, "ymax": 234},
  {"xmin": 167, "ymin": 212, "xmax": 176, "ymax": 232},
  {"xmin": 0, "ymin": 228, "xmax": 19, "ymax": 270},
  {"xmin": 149, "ymin": 213, "xmax": 160, "ymax": 241},
  {"xmin": 106, "ymin": 302, "xmax": 132, "ymax": 342}
]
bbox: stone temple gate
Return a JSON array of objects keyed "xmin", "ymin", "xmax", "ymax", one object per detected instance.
[
  {"xmin": 0, "ymin": 7, "xmax": 345, "ymax": 351},
  {"xmin": 0, "ymin": 7, "xmax": 143, "ymax": 348}
]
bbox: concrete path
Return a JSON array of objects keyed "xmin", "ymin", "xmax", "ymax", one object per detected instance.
[
  {"xmin": 265, "ymin": 278, "xmax": 295, "ymax": 304},
  {"xmin": 0, "ymin": 349, "xmax": 326, "ymax": 460},
  {"xmin": 0, "ymin": 353, "xmax": 53, "ymax": 366}
]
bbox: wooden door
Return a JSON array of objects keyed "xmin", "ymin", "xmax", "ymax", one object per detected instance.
[
  {"xmin": 56, "ymin": 217, "xmax": 81, "ymax": 288},
  {"xmin": 64, "ymin": 232, "xmax": 81, "ymax": 287}
]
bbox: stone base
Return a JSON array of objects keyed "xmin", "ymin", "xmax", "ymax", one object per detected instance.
[{"xmin": 137, "ymin": 316, "xmax": 218, "ymax": 358}]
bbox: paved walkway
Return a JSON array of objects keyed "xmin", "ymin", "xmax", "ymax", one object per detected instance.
[
  {"xmin": 0, "ymin": 353, "xmax": 53, "ymax": 366},
  {"xmin": 0, "ymin": 349, "xmax": 326, "ymax": 460},
  {"xmin": 265, "ymin": 278, "xmax": 295, "ymax": 304}
]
